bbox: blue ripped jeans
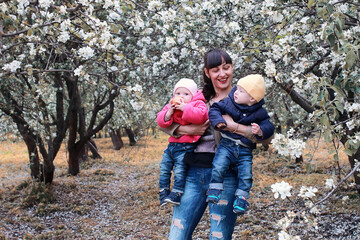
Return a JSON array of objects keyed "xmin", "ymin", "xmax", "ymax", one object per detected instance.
[
  {"xmin": 168, "ymin": 166, "xmax": 237, "ymax": 240},
  {"xmin": 159, "ymin": 142, "xmax": 195, "ymax": 193},
  {"xmin": 209, "ymin": 138, "xmax": 253, "ymax": 199}
]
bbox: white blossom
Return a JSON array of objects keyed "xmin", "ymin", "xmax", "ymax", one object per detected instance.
[
  {"xmin": 109, "ymin": 11, "xmax": 121, "ymax": 21},
  {"xmin": 58, "ymin": 31, "xmax": 70, "ymax": 43},
  {"xmin": 148, "ymin": 0, "xmax": 162, "ymax": 11},
  {"xmin": 304, "ymin": 33, "xmax": 315, "ymax": 44},
  {"xmin": 298, "ymin": 186, "xmax": 318, "ymax": 199},
  {"xmin": 165, "ymin": 37, "xmax": 176, "ymax": 48},
  {"xmin": 337, "ymin": 4, "xmax": 348, "ymax": 13},
  {"xmin": 17, "ymin": 0, "xmax": 30, "ymax": 14},
  {"xmin": 109, "ymin": 66, "xmax": 118, "ymax": 72},
  {"xmin": 3, "ymin": 60, "xmax": 22, "ymax": 73},
  {"xmin": 74, "ymin": 65, "xmax": 84, "ymax": 76},
  {"xmin": 38, "ymin": 0, "xmax": 54, "ymax": 9},
  {"xmin": 0, "ymin": 3, "xmax": 7, "ymax": 13},
  {"xmin": 78, "ymin": 46, "xmax": 95, "ymax": 60},
  {"xmin": 78, "ymin": 0, "xmax": 89, "ymax": 7},
  {"xmin": 325, "ymin": 178, "xmax": 335, "ymax": 189},
  {"xmin": 277, "ymin": 216, "xmax": 292, "ymax": 230},
  {"xmin": 59, "ymin": 5, "xmax": 67, "ymax": 14},
  {"xmin": 271, "ymin": 133, "xmax": 306, "ymax": 158},
  {"xmin": 271, "ymin": 181, "xmax": 292, "ymax": 199},
  {"xmin": 272, "ymin": 12, "xmax": 283, "ymax": 23},
  {"xmin": 263, "ymin": 0, "xmax": 275, "ymax": 8},
  {"xmin": 60, "ymin": 19, "xmax": 72, "ymax": 31},
  {"xmin": 345, "ymin": 103, "xmax": 360, "ymax": 112},
  {"xmin": 278, "ymin": 230, "xmax": 301, "ymax": 240},
  {"xmin": 346, "ymin": 119, "xmax": 356, "ymax": 131},
  {"xmin": 103, "ymin": 0, "xmax": 114, "ymax": 9},
  {"xmin": 202, "ymin": 1, "xmax": 215, "ymax": 11},
  {"xmin": 265, "ymin": 59, "xmax": 276, "ymax": 77},
  {"xmin": 160, "ymin": 51, "xmax": 171, "ymax": 65},
  {"xmin": 130, "ymin": 100, "xmax": 144, "ymax": 111}
]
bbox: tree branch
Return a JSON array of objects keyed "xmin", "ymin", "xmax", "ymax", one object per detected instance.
[
  {"xmin": 308, "ymin": 162, "xmax": 360, "ymax": 212},
  {"xmin": 275, "ymin": 79, "xmax": 315, "ymax": 113}
]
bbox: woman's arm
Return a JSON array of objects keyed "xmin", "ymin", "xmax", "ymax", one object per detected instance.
[
  {"xmin": 176, "ymin": 120, "xmax": 210, "ymax": 136},
  {"xmin": 222, "ymin": 114, "xmax": 254, "ymax": 140},
  {"xmin": 222, "ymin": 114, "xmax": 274, "ymax": 144},
  {"xmin": 159, "ymin": 123, "xmax": 181, "ymax": 138},
  {"xmin": 160, "ymin": 120, "xmax": 210, "ymax": 138}
]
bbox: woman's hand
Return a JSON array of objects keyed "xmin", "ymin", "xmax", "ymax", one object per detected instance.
[
  {"xmin": 176, "ymin": 120, "xmax": 210, "ymax": 136},
  {"xmin": 222, "ymin": 114, "xmax": 254, "ymax": 140}
]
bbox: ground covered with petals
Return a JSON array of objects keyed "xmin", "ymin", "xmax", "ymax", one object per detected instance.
[{"xmin": 0, "ymin": 135, "xmax": 359, "ymax": 239}]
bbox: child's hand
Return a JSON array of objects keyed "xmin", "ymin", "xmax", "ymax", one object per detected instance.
[
  {"xmin": 215, "ymin": 122, "xmax": 226, "ymax": 130},
  {"xmin": 175, "ymin": 101, "xmax": 186, "ymax": 112},
  {"xmin": 164, "ymin": 105, "xmax": 176, "ymax": 121},
  {"xmin": 251, "ymin": 123, "xmax": 263, "ymax": 137}
]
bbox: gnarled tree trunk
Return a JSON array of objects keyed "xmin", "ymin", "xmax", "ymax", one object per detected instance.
[
  {"xmin": 125, "ymin": 128, "xmax": 136, "ymax": 146},
  {"xmin": 88, "ymin": 138, "xmax": 102, "ymax": 158},
  {"xmin": 109, "ymin": 128, "xmax": 124, "ymax": 150}
]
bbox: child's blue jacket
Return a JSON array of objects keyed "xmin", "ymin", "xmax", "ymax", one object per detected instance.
[{"xmin": 209, "ymin": 86, "xmax": 274, "ymax": 149}]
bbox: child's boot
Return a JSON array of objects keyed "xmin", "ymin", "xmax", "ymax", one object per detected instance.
[
  {"xmin": 159, "ymin": 189, "xmax": 170, "ymax": 207},
  {"xmin": 206, "ymin": 189, "xmax": 222, "ymax": 204},
  {"xmin": 164, "ymin": 191, "xmax": 182, "ymax": 205},
  {"xmin": 233, "ymin": 196, "xmax": 249, "ymax": 215}
]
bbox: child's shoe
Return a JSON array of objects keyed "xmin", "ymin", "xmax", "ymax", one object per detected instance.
[
  {"xmin": 159, "ymin": 189, "xmax": 170, "ymax": 207},
  {"xmin": 164, "ymin": 191, "xmax": 182, "ymax": 205},
  {"xmin": 233, "ymin": 196, "xmax": 249, "ymax": 215},
  {"xmin": 206, "ymin": 189, "xmax": 222, "ymax": 204}
]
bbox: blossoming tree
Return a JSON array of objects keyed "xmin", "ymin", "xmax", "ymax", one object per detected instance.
[
  {"xmin": 137, "ymin": 0, "xmax": 360, "ymax": 192},
  {"xmin": 0, "ymin": 0, "xmax": 154, "ymax": 181}
]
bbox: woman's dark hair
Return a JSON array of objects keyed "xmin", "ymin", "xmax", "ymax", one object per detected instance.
[{"xmin": 202, "ymin": 49, "xmax": 233, "ymax": 101}]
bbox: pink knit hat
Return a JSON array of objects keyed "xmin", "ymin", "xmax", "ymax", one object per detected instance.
[{"xmin": 173, "ymin": 78, "xmax": 198, "ymax": 97}]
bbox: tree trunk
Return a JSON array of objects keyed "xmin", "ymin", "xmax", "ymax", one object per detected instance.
[
  {"xmin": 43, "ymin": 160, "xmax": 55, "ymax": 184},
  {"xmin": 348, "ymin": 150, "xmax": 360, "ymax": 194},
  {"xmin": 67, "ymin": 79, "xmax": 81, "ymax": 176},
  {"xmin": 68, "ymin": 146, "xmax": 81, "ymax": 176},
  {"xmin": 340, "ymin": 134, "xmax": 360, "ymax": 194},
  {"xmin": 109, "ymin": 128, "xmax": 124, "ymax": 150},
  {"xmin": 80, "ymin": 144, "xmax": 89, "ymax": 163},
  {"xmin": 88, "ymin": 138, "xmax": 102, "ymax": 159},
  {"xmin": 23, "ymin": 137, "xmax": 41, "ymax": 179},
  {"xmin": 125, "ymin": 128, "xmax": 137, "ymax": 146}
]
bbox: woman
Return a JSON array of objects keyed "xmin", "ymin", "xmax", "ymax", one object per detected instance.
[{"xmin": 163, "ymin": 49, "xmax": 254, "ymax": 239}]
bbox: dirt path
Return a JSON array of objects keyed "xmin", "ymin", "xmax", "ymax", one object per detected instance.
[{"xmin": 0, "ymin": 159, "xmax": 359, "ymax": 239}]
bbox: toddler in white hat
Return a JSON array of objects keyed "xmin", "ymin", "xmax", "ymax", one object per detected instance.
[{"xmin": 157, "ymin": 78, "xmax": 209, "ymax": 206}]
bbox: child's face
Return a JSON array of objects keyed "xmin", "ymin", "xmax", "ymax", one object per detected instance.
[
  {"xmin": 234, "ymin": 86, "xmax": 254, "ymax": 105},
  {"xmin": 174, "ymin": 87, "xmax": 193, "ymax": 103}
]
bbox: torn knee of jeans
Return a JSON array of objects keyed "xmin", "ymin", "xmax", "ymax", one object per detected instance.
[
  {"xmin": 210, "ymin": 213, "xmax": 226, "ymax": 226},
  {"xmin": 218, "ymin": 199, "xmax": 228, "ymax": 205},
  {"xmin": 211, "ymin": 231, "xmax": 223, "ymax": 239},
  {"xmin": 173, "ymin": 218, "xmax": 184, "ymax": 230}
]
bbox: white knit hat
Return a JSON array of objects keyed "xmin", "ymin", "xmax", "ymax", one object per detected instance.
[
  {"xmin": 237, "ymin": 74, "xmax": 265, "ymax": 102},
  {"xmin": 173, "ymin": 78, "xmax": 198, "ymax": 97}
]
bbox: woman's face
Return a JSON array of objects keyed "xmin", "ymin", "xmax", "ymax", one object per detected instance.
[{"xmin": 205, "ymin": 59, "xmax": 233, "ymax": 92}]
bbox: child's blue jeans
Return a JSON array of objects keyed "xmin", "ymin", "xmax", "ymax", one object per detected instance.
[
  {"xmin": 159, "ymin": 142, "xmax": 195, "ymax": 194},
  {"xmin": 209, "ymin": 138, "xmax": 253, "ymax": 199}
]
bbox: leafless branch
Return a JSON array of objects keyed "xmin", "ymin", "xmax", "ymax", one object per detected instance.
[
  {"xmin": 308, "ymin": 162, "xmax": 360, "ymax": 212},
  {"xmin": 2, "ymin": 21, "xmax": 59, "ymax": 37}
]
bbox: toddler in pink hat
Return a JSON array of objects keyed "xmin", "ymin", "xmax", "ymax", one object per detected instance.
[{"xmin": 157, "ymin": 78, "xmax": 208, "ymax": 206}]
